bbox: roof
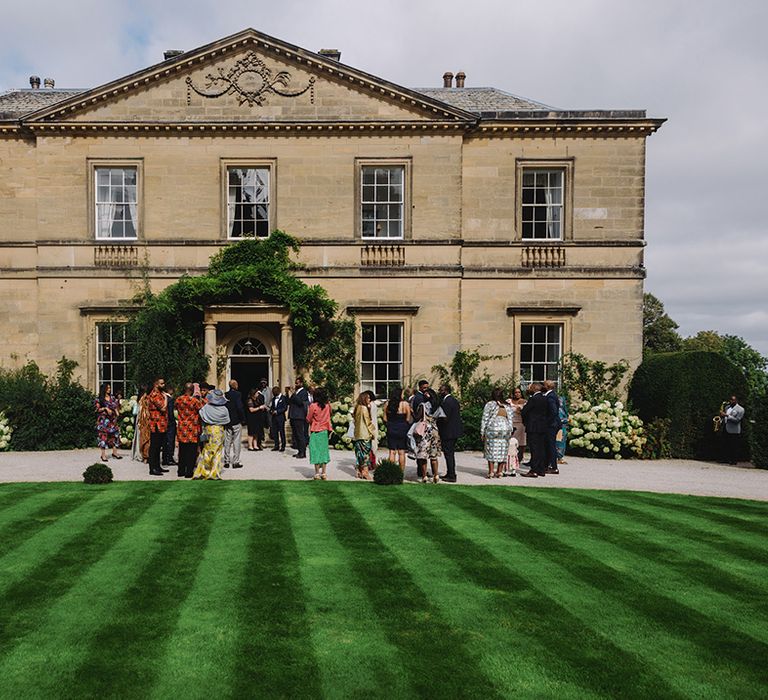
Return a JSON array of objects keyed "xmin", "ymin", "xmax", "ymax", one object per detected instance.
[
  {"xmin": 413, "ymin": 87, "xmax": 556, "ymax": 113},
  {"xmin": 0, "ymin": 88, "xmax": 84, "ymax": 120}
]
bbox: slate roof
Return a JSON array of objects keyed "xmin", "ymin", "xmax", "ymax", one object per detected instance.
[
  {"xmin": 0, "ymin": 89, "xmax": 84, "ymax": 120},
  {"xmin": 413, "ymin": 87, "xmax": 556, "ymax": 114}
]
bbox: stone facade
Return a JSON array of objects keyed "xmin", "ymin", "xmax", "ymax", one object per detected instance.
[{"xmin": 0, "ymin": 28, "xmax": 663, "ymax": 396}]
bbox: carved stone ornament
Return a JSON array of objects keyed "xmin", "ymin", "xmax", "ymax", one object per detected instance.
[{"xmin": 186, "ymin": 51, "xmax": 316, "ymax": 107}]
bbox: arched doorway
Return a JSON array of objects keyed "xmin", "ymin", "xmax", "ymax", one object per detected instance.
[{"xmin": 228, "ymin": 336, "xmax": 272, "ymax": 400}]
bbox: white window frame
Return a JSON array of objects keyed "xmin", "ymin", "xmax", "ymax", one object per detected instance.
[
  {"xmin": 360, "ymin": 322, "xmax": 404, "ymax": 396},
  {"xmin": 356, "ymin": 158, "xmax": 411, "ymax": 241},
  {"xmin": 518, "ymin": 322, "xmax": 564, "ymax": 385},
  {"xmin": 516, "ymin": 159, "xmax": 573, "ymax": 242},
  {"xmin": 89, "ymin": 159, "xmax": 142, "ymax": 241},
  {"xmin": 220, "ymin": 159, "xmax": 276, "ymax": 240},
  {"xmin": 96, "ymin": 322, "xmax": 135, "ymax": 397}
]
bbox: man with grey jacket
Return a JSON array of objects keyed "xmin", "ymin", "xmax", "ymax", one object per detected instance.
[{"xmin": 720, "ymin": 395, "xmax": 745, "ymax": 465}]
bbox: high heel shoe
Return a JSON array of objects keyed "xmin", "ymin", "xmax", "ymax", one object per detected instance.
[{"xmin": 100, "ymin": 456, "xmax": 109, "ymax": 462}]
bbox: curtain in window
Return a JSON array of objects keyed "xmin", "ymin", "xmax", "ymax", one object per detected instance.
[{"xmin": 545, "ymin": 185, "xmax": 556, "ymax": 239}]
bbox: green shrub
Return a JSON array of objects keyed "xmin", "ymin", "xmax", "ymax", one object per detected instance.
[
  {"xmin": 749, "ymin": 390, "xmax": 768, "ymax": 469},
  {"xmin": 639, "ymin": 418, "xmax": 673, "ymax": 460},
  {"xmin": 629, "ymin": 351, "xmax": 748, "ymax": 461},
  {"xmin": 456, "ymin": 405, "xmax": 484, "ymax": 451},
  {"xmin": 0, "ymin": 358, "xmax": 94, "ymax": 451},
  {"xmin": 83, "ymin": 463, "xmax": 114, "ymax": 484},
  {"xmin": 373, "ymin": 459, "xmax": 403, "ymax": 485}
]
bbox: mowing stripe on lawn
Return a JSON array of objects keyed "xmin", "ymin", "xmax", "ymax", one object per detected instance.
[
  {"xmin": 619, "ymin": 491, "xmax": 767, "ymax": 536},
  {"xmin": 550, "ymin": 490, "xmax": 768, "ymax": 583},
  {"xmin": 285, "ymin": 484, "xmax": 412, "ymax": 700},
  {"xmin": 382, "ymin": 487, "xmax": 681, "ymax": 699},
  {"xmin": 319, "ymin": 487, "xmax": 504, "ymax": 700},
  {"xmin": 0, "ymin": 485, "xmax": 193, "ymax": 696},
  {"xmin": 0, "ymin": 488, "xmax": 97, "ymax": 557},
  {"xmin": 0, "ymin": 484, "xmax": 39, "ymax": 510},
  {"xmin": 0, "ymin": 485, "xmax": 157, "ymax": 655},
  {"xmin": 451, "ymin": 488, "xmax": 768, "ymax": 691},
  {"xmin": 417, "ymin": 488, "xmax": 757, "ymax": 699},
  {"xmin": 71, "ymin": 484, "xmax": 224, "ymax": 697},
  {"xmin": 228, "ymin": 482, "xmax": 324, "ymax": 699},
  {"xmin": 502, "ymin": 488, "xmax": 768, "ymax": 642}
]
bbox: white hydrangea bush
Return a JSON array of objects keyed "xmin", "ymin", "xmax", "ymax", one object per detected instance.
[
  {"xmin": 329, "ymin": 397, "xmax": 386, "ymax": 450},
  {"xmin": 0, "ymin": 410, "xmax": 13, "ymax": 451},
  {"xmin": 568, "ymin": 400, "xmax": 646, "ymax": 460},
  {"xmin": 118, "ymin": 396, "xmax": 137, "ymax": 448}
]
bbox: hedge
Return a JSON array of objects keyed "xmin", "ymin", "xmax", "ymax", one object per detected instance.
[
  {"xmin": 749, "ymin": 390, "xmax": 768, "ymax": 468},
  {"xmin": 629, "ymin": 351, "xmax": 749, "ymax": 461}
]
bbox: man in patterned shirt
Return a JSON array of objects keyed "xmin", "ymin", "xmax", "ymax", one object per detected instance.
[
  {"xmin": 147, "ymin": 377, "xmax": 168, "ymax": 476},
  {"xmin": 175, "ymin": 382, "xmax": 203, "ymax": 478}
]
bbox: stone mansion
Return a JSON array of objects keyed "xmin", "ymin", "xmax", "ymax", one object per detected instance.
[{"xmin": 0, "ymin": 28, "xmax": 664, "ymax": 399}]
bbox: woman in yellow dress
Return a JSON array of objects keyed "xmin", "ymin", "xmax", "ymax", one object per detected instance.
[{"xmin": 193, "ymin": 389, "xmax": 229, "ymax": 480}]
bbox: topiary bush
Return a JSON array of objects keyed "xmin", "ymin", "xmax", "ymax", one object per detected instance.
[
  {"xmin": 373, "ymin": 459, "xmax": 403, "ymax": 485},
  {"xmin": 749, "ymin": 390, "xmax": 768, "ymax": 469},
  {"xmin": 629, "ymin": 351, "xmax": 749, "ymax": 461},
  {"xmin": 83, "ymin": 463, "xmax": 114, "ymax": 484}
]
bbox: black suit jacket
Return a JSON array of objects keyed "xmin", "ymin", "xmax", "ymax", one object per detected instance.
[
  {"xmin": 437, "ymin": 394, "xmax": 463, "ymax": 441},
  {"xmin": 545, "ymin": 391, "xmax": 561, "ymax": 431},
  {"xmin": 521, "ymin": 392, "xmax": 549, "ymax": 434},
  {"xmin": 288, "ymin": 387, "xmax": 309, "ymax": 420},
  {"xmin": 270, "ymin": 395, "xmax": 287, "ymax": 423},
  {"xmin": 225, "ymin": 389, "xmax": 246, "ymax": 426}
]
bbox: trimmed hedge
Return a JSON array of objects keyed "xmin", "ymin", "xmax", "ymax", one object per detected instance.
[
  {"xmin": 749, "ymin": 391, "xmax": 768, "ymax": 468},
  {"xmin": 629, "ymin": 351, "xmax": 749, "ymax": 461},
  {"xmin": 373, "ymin": 459, "xmax": 404, "ymax": 485}
]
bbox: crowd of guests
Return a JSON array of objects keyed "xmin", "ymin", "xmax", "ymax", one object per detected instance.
[{"xmin": 94, "ymin": 376, "xmax": 569, "ymax": 482}]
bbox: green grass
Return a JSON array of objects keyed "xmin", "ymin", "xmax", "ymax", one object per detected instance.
[{"xmin": 0, "ymin": 482, "xmax": 766, "ymax": 699}]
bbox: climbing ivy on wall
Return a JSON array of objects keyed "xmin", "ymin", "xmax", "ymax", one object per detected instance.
[{"xmin": 126, "ymin": 231, "xmax": 356, "ymax": 396}]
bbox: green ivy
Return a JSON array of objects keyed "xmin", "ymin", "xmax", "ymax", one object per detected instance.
[
  {"xmin": 126, "ymin": 231, "xmax": 355, "ymax": 394},
  {"xmin": 559, "ymin": 352, "xmax": 629, "ymax": 405}
]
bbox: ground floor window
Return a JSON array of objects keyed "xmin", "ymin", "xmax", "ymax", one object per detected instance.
[
  {"xmin": 360, "ymin": 322, "xmax": 402, "ymax": 397},
  {"xmin": 520, "ymin": 323, "xmax": 562, "ymax": 384},
  {"xmin": 96, "ymin": 323, "xmax": 134, "ymax": 397}
]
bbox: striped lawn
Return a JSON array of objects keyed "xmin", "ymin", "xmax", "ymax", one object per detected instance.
[{"xmin": 0, "ymin": 482, "xmax": 765, "ymax": 699}]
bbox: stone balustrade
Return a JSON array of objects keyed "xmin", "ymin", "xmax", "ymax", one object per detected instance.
[
  {"xmin": 522, "ymin": 245, "xmax": 566, "ymax": 268},
  {"xmin": 360, "ymin": 244, "xmax": 406, "ymax": 267},
  {"xmin": 94, "ymin": 245, "xmax": 139, "ymax": 267}
]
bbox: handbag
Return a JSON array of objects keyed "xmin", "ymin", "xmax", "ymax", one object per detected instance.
[
  {"xmin": 432, "ymin": 406, "xmax": 447, "ymax": 419},
  {"xmin": 199, "ymin": 427, "xmax": 209, "ymax": 444}
]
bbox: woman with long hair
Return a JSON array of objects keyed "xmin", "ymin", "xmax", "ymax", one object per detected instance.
[
  {"xmin": 306, "ymin": 387, "xmax": 332, "ymax": 480},
  {"xmin": 383, "ymin": 386, "xmax": 411, "ymax": 470},
  {"xmin": 481, "ymin": 387, "xmax": 514, "ymax": 478},
  {"xmin": 131, "ymin": 385, "xmax": 151, "ymax": 463},
  {"xmin": 246, "ymin": 388, "xmax": 268, "ymax": 451},
  {"xmin": 508, "ymin": 386, "xmax": 527, "ymax": 466},
  {"xmin": 352, "ymin": 392, "xmax": 374, "ymax": 479},
  {"xmin": 412, "ymin": 389, "xmax": 442, "ymax": 483},
  {"xmin": 95, "ymin": 382, "xmax": 122, "ymax": 462}
]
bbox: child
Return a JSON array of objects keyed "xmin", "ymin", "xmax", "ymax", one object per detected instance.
[{"xmin": 505, "ymin": 436, "xmax": 519, "ymax": 476}]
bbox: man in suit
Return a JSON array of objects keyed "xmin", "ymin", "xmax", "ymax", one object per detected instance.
[
  {"xmin": 289, "ymin": 377, "xmax": 310, "ymax": 458},
  {"xmin": 411, "ymin": 379, "xmax": 430, "ymax": 477},
  {"xmin": 437, "ymin": 383, "xmax": 463, "ymax": 483},
  {"xmin": 720, "ymin": 395, "xmax": 745, "ymax": 465},
  {"xmin": 259, "ymin": 378, "xmax": 272, "ymax": 445},
  {"xmin": 224, "ymin": 379, "xmax": 246, "ymax": 469},
  {"xmin": 270, "ymin": 385, "xmax": 287, "ymax": 451},
  {"xmin": 521, "ymin": 383, "xmax": 548, "ymax": 477},
  {"xmin": 161, "ymin": 384, "xmax": 177, "ymax": 467},
  {"xmin": 147, "ymin": 377, "xmax": 169, "ymax": 476},
  {"xmin": 543, "ymin": 379, "xmax": 562, "ymax": 475}
]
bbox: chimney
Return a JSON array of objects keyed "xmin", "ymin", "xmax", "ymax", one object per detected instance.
[
  {"xmin": 442, "ymin": 71, "xmax": 454, "ymax": 88},
  {"xmin": 44, "ymin": 77, "xmax": 55, "ymax": 88},
  {"xmin": 318, "ymin": 48, "xmax": 341, "ymax": 61},
  {"xmin": 163, "ymin": 49, "xmax": 184, "ymax": 60},
  {"xmin": 29, "ymin": 75, "xmax": 41, "ymax": 89},
  {"xmin": 455, "ymin": 71, "xmax": 466, "ymax": 88}
]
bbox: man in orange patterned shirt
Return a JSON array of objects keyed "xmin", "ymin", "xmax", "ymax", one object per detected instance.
[
  {"xmin": 147, "ymin": 377, "xmax": 168, "ymax": 476},
  {"xmin": 175, "ymin": 383, "xmax": 203, "ymax": 478}
]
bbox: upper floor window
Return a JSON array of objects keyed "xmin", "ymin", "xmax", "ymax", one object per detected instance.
[
  {"xmin": 95, "ymin": 167, "xmax": 138, "ymax": 240},
  {"xmin": 227, "ymin": 167, "xmax": 270, "ymax": 238},
  {"xmin": 360, "ymin": 164, "xmax": 405, "ymax": 239},
  {"xmin": 521, "ymin": 169, "xmax": 564, "ymax": 240},
  {"xmin": 519, "ymin": 323, "xmax": 562, "ymax": 384}
]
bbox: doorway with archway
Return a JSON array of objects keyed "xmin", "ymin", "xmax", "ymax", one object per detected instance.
[{"xmin": 229, "ymin": 336, "xmax": 271, "ymax": 401}]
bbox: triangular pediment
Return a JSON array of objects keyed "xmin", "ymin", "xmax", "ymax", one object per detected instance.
[{"xmin": 25, "ymin": 29, "xmax": 475, "ymax": 125}]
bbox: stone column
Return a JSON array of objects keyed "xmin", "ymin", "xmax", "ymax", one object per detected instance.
[
  {"xmin": 280, "ymin": 323, "xmax": 294, "ymax": 389},
  {"xmin": 204, "ymin": 322, "xmax": 218, "ymax": 387}
]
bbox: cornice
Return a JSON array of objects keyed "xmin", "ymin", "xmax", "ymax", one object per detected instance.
[{"xmin": 469, "ymin": 119, "xmax": 666, "ymax": 138}]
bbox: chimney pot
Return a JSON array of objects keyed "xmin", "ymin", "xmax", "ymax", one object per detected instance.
[
  {"xmin": 44, "ymin": 77, "xmax": 55, "ymax": 89},
  {"xmin": 455, "ymin": 71, "xmax": 466, "ymax": 88},
  {"xmin": 318, "ymin": 48, "xmax": 341, "ymax": 61},
  {"xmin": 163, "ymin": 49, "xmax": 184, "ymax": 60},
  {"xmin": 29, "ymin": 75, "xmax": 41, "ymax": 89},
  {"xmin": 442, "ymin": 71, "xmax": 454, "ymax": 88}
]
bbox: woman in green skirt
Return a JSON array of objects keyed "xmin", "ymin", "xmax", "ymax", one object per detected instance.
[{"xmin": 306, "ymin": 387, "xmax": 331, "ymax": 479}]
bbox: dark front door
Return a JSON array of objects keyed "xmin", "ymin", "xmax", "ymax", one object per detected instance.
[{"xmin": 230, "ymin": 360, "xmax": 269, "ymax": 403}]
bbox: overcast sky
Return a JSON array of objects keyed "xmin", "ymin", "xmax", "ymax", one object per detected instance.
[{"xmin": 2, "ymin": 0, "xmax": 766, "ymax": 353}]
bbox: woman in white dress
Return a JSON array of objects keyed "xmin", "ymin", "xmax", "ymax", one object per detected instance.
[{"xmin": 480, "ymin": 387, "xmax": 514, "ymax": 479}]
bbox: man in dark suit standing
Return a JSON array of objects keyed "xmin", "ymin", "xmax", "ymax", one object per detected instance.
[
  {"xmin": 289, "ymin": 377, "xmax": 309, "ymax": 459},
  {"xmin": 543, "ymin": 379, "xmax": 562, "ymax": 475},
  {"xmin": 269, "ymin": 386, "xmax": 287, "ymax": 451},
  {"xmin": 521, "ymin": 383, "xmax": 548, "ymax": 477},
  {"xmin": 437, "ymin": 383, "xmax": 463, "ymax": 483},
  {"xmin": 224, "ymin": 379, "xmax": 246, "ymax": 469}
]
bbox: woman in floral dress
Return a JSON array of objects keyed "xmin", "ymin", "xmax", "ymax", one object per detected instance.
[
  {"xmin": 413, "ymin": 389, "xmax": 442, "ymax": 483},
  {"xmin": 480, "ymin": 387, "xmax": 514, "ymax": 478},
  {"xmin": 193, "ymin": 389, "xmax": 229, "ymax": 480},
  {"xmin": 95, "ymin": 383, "xmax": 122, "ymax": 462}
]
